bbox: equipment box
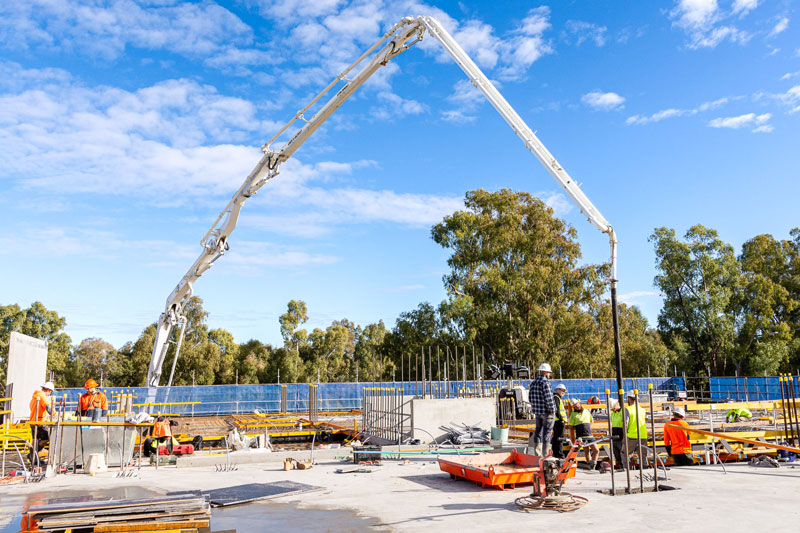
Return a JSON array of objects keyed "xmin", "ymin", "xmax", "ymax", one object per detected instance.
[{"xmin": 352, "ymin": 445, "xmax": 381, "ymax": 463}]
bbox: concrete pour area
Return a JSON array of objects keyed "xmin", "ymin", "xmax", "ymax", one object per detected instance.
[{"xmin": 3, "ymin": 453, "xmax": 800, "ymax": 532}]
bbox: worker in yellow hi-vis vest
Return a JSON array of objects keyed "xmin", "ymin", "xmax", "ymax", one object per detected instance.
[{"xmin": 621, "ymin": 390, "xmax": 648, "ymax": 467}]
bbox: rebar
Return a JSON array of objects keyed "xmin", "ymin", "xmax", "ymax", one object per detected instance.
[
  {"xmin": 604, "ymin": 388, "xmax": 615, "ymax": 496},
  {"xmin": 648, "ymin": 385, "xmax": 658, "ymax": 492},
  {"xmin": 634, "ymin": 389, "xmax": 644, "ymax": 494}
]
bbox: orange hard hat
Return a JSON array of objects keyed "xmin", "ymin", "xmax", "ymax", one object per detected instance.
[{"xmin": 84, "ymin": 378, "xmax": 99, "ymax": 389}]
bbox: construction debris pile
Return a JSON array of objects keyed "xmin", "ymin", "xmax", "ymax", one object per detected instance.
[{"xmin": 440, "ymin": 423, "xmax": 489, "ymax": 445}]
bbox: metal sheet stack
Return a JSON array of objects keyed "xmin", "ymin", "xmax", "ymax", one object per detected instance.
[{"xmin": 22, "ymin": 493, "xmax": 211, "ymax": 532}]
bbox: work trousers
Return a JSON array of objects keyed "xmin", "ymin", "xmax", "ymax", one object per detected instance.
[
  {"xmin": 611, "ymin": 427, "xmax": 624, "ymax": 466},
  {"xmin": 529, "ymin": 414, "xmax": 555, "ymax": 456},
  {"xmin": 622, "ymin": 436, "xmax": 647, "ymax": 466},
  {"xmin": 671, "ymin": 452, "xmax": 694, "ymax": 466},
  {"xmin": 551, "ymin": 420, "xmax": 565, "ymax": 458}
]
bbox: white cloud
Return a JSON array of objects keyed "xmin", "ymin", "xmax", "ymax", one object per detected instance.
[
  {"xmin": 563, "ymin": 20, "xmax": 607, "ymax": 46},
  {"xmin": 441, "ymin": 79, "xmax": 486, "ymax": 122},
  {"xmin": 732, "ymin": 0, "xmax": 759, "ymax": 17},
  {"xmin": 0, "ymin": 1, "xmax": 254, "ymax": 61},
  {"xmin": 708, "ymin": 112, "xmax": 771, "ymax": 131},
  {"xmin": 537, "ymin": 192, "xmax": 573, "ymax": 216},
  {"xmin": 769, "ymin": 17, "xmax": 789, "ymax": 37},
  {"xmin": 581, "ymin": 91, "xmax": 626, "ymax": 111},
  {"xmin": 781, "ymin": 72, "xmax": 799, "ymax": 81},
  {"xmin": 669, "ymin": 0, "xmax": 751, "ymax": 48},
  {"xmin": 626, "ymin": 96, "xmax": 729, "ymax": 125},
  {"xmin": 619, "ymin": 290, "xmax": 660, "ymax": 306}
]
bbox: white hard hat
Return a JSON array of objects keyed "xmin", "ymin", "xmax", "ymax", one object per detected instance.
[
  {"xmin": 42, "ymin": 381, "xmax": 55, "ymax": 391},
  {"xmin": 555, "ymin": 383, "xmax": 567, "ymax": 391},
  {"xmin": 538, "ymin": 363, "xmax": 552, "ymax": 373},
  {"xmin": 674, "ymin": 408, "xmax": 686, "ymax": 418},
  {"xmin": 609, "ymin": 399, "xmax": 619, "ymax": 409},
  {"xmin": 570, "ymin": 397, "xmax": 581, "ymax": 405},
  {"xmin": 626, "ymin": 390, "xmax": 637, "ymax": 398}
]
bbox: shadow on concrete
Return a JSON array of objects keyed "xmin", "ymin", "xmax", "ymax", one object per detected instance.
[
  {"xmin": 378, "ymin": 502, "xmax": 519, "ymax": 527},
  {"xmin": 398, "ymin": 474, "xmax": 489, "ymax": 492}
]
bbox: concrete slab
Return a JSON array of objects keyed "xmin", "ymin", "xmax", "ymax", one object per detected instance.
[{"xmin": 4, "ymin": 455, "xmax": 800, "ymax": 532}]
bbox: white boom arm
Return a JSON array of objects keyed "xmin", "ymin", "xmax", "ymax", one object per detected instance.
[{"xmin": 146, "ymin": 15, "xmax": 619, "ymax": 389}]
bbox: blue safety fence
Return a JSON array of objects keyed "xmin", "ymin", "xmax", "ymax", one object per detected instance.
[
  {"xmin": 53, "ymin": 376, "xmax": 686, "ymax": 416},
  {"xmin": 710, "ymin": 376, "xmax": 800, "ymax": 401}
]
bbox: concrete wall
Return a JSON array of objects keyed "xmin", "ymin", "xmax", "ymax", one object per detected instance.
[
  {"xmin": 6, "ymin": 331, "xmax": 48, "ymax": 422},
  {"xmin": 411, "ymin": 397, "xmax": 495, "ymax": 443}
]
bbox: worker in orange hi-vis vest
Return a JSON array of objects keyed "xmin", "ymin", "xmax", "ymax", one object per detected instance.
[
  {"xmin": 144, "ymin": 416, "xmax": 179, "ymax": 457},
  {"xmin": 663, "ymin": 408, "xmax": 694, "ymax": 466},
  {"xmin": 29, "ymin": 381, "xmax": 55, "ymax": 459},
  {"xmin": 77, "ymin": 378, "xmax": 108, "ymax": 422}
]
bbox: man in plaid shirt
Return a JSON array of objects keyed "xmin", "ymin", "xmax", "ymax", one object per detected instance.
[{"xmin": 528, "ymin": 362, "xmax": 555, "ymax": 456}]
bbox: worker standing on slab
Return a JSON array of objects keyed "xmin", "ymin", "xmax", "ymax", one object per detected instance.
[
  {"xmin": 551, "ymin": 383, "xmax": 568, "ymax": 458},
  {"xmin": 664, "ymin": 408, "xmax": 694, "ymax": 466},
  {"xmin": 622, "ymin": 390, "xmax": 648, "ymax": 467},
  {"xmin": 77, "ymin": 379, "xmax": 108, "ymax": 422},
  {"xmin": 29, "ymin": 381, "xmax": 55, "ymax": 459},
  {"xmin": 527, "ymin": 363, "xmax": 555, "ymax": 456},
  {"xmin": 609, "ymin": 398, "xmax": 625, "ymax": 469},
  {"xmin": 569, "ymin": 398, "xmax": 600, "ymax": 469}
]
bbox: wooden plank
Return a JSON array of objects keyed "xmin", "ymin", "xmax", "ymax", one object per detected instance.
[{"xmin": 93, "ymin": 520, "xmax": 209, "ymax": 532}]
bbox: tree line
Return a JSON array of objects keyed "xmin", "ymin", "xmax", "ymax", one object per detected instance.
[{"xmin": 2, "ymin": 190, "xmax": 798, "ymax": 388}]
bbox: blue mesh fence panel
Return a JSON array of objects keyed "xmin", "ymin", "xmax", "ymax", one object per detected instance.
[
  {"xmin": 53, "ymin": 376, "xmax": 687, "ymax": 416},
  {"xmin": 709, "ymin": 377, "xmax": 791, "ymax": 401}
]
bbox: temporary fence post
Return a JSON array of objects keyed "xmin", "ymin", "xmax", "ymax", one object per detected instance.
[
  {"xmin": 791, "ymin": 376, "xmax": 800, "ymax": 447},
  {"xmin": 437, "ymin": 346, "xmax": 441, "ymax": 398}
]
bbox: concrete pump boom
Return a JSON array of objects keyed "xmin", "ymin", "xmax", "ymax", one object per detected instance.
[{"xmin": 146, "ymin": 16, "xmax": 622, "ymax": 397}]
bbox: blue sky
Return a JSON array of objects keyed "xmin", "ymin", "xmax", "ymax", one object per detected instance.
[{"xmin": 1, "ymin": 0, "xmax": 798, "ymax": 349}]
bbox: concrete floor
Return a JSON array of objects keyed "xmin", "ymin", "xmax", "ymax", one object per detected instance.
[{"xmin": 2, "ymin": 456, "xmax": 800, "ymax": 532}]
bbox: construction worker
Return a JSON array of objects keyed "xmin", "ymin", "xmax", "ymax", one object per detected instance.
[
  {"xmin": 29, "ymin": 381, "xmax": 55, "ymax": 461},
  {"xmin": 726, "ymin": 407, "xmax": 752, "ymax": 423},
  {"xmin": 622, "ymin": 390, "xmax": 648, "ymax": 467},
  {"xmin": 551, "ymin": 383, "xmax": 568, "ymax": 458},
  {"xmin": 664, "ymin": 408, "xmax": 693, "ymax": 466},
  {"xmin": 609, "ymin": 398, "xmax": 625, "ymax": 469},
  {"xmin": 144, "ymin": 415, "xmax": 179, "ymax": 457},
  {"xmin": 569, "ymin": 398, "xmax": 599, "ymax": 469},
  {"xmin": 527, "ymin": 362, "xmax": 555, "ymax": 456},
  {"xmin": 77, "ymin": 379, "xmax": 108, "ymax": 422}
]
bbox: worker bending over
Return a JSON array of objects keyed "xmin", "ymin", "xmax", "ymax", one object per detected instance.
[
  {"xmin": 664, "ymin": 408, "xmax": 694, "ymax": 466},
  {"xmin": 77, "ymin": 379, "xmax": 108, "ymax": 422},
  {"xmin": 144, "ymin": 416, "xmax": 179, "ymax": 456},
  {"xmin": 29, "ymin": 381, "xmax": 55, "ymax": 461},
  {"xmin": 569, "ymin": 398, "xmax": 599, "ymax": 470},
  {"xmin": 608, "ymin": 399, "xmax": 625, "ymax": 469},
  {"xmin": 551, "ymin": 383, "xmax": 568, "ymax": 458},
  {"xmin": 622, "ymin": 390, "xmax": 648, "ymax": 467},
  {"xmin": 527, "ymin": 363, "xmax": 555, "ymax": 457},
  {"xmin": 726, "ymin": 408, "xmax": 752, "ymax": 423}
]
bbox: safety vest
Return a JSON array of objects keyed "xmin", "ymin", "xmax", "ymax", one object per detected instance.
[
  {"xmin": 153, "ymin": 420, "xmax": 173, "ymax": 438},
  {"xmin": 625, "ymin": 404, "xmax": 648, "ymax": 439},
  {"xmin": 568, "ymin": 408, "xmax": 592, "ymax": 427},
  {"xmin": 664, "ymin": 419, "xmax": 691, "ymax": 454},
  {"xmin": 554, "ymin": 395, "xmax": 567, "ymax": 422},
  {"xmin": 726, "ymin": 408, "xmax": 752, "ymax": 421},
  {"xmin": 79, "ymin": 391, "xmax": 108, "ymax": 411},
  {"xmin": 610, "ymin": 409, "xmax": 624, "ymax": 429},
  {"xmin": 30, "ymin": 390, "xmax": 50, "ymax": 422}
]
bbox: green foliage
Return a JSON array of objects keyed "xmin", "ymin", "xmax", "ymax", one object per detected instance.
[
  {"xmin": 652, "ymin": 226, "xmax": 799, "ymax": 376},
  {"xmin": 0, "ymin": 301, "xmax": 72, "ymax": 387},
  {"xmin": 432, "ymin": 189, "xmax": 608, "ymax": 369}
]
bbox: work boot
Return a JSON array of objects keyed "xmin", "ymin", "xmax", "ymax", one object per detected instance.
[
  {"xmin": 587, "ymin": 460, "xmax": 597, "ymax": 471},
  {"xmin": 532, "ymin": 443, "xmax": 543, "ymax": 456}
]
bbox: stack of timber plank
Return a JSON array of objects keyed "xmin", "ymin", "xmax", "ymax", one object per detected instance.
[{"xmin": 23, "ymin": 493, "xmax": 211, "ymax": 532}]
